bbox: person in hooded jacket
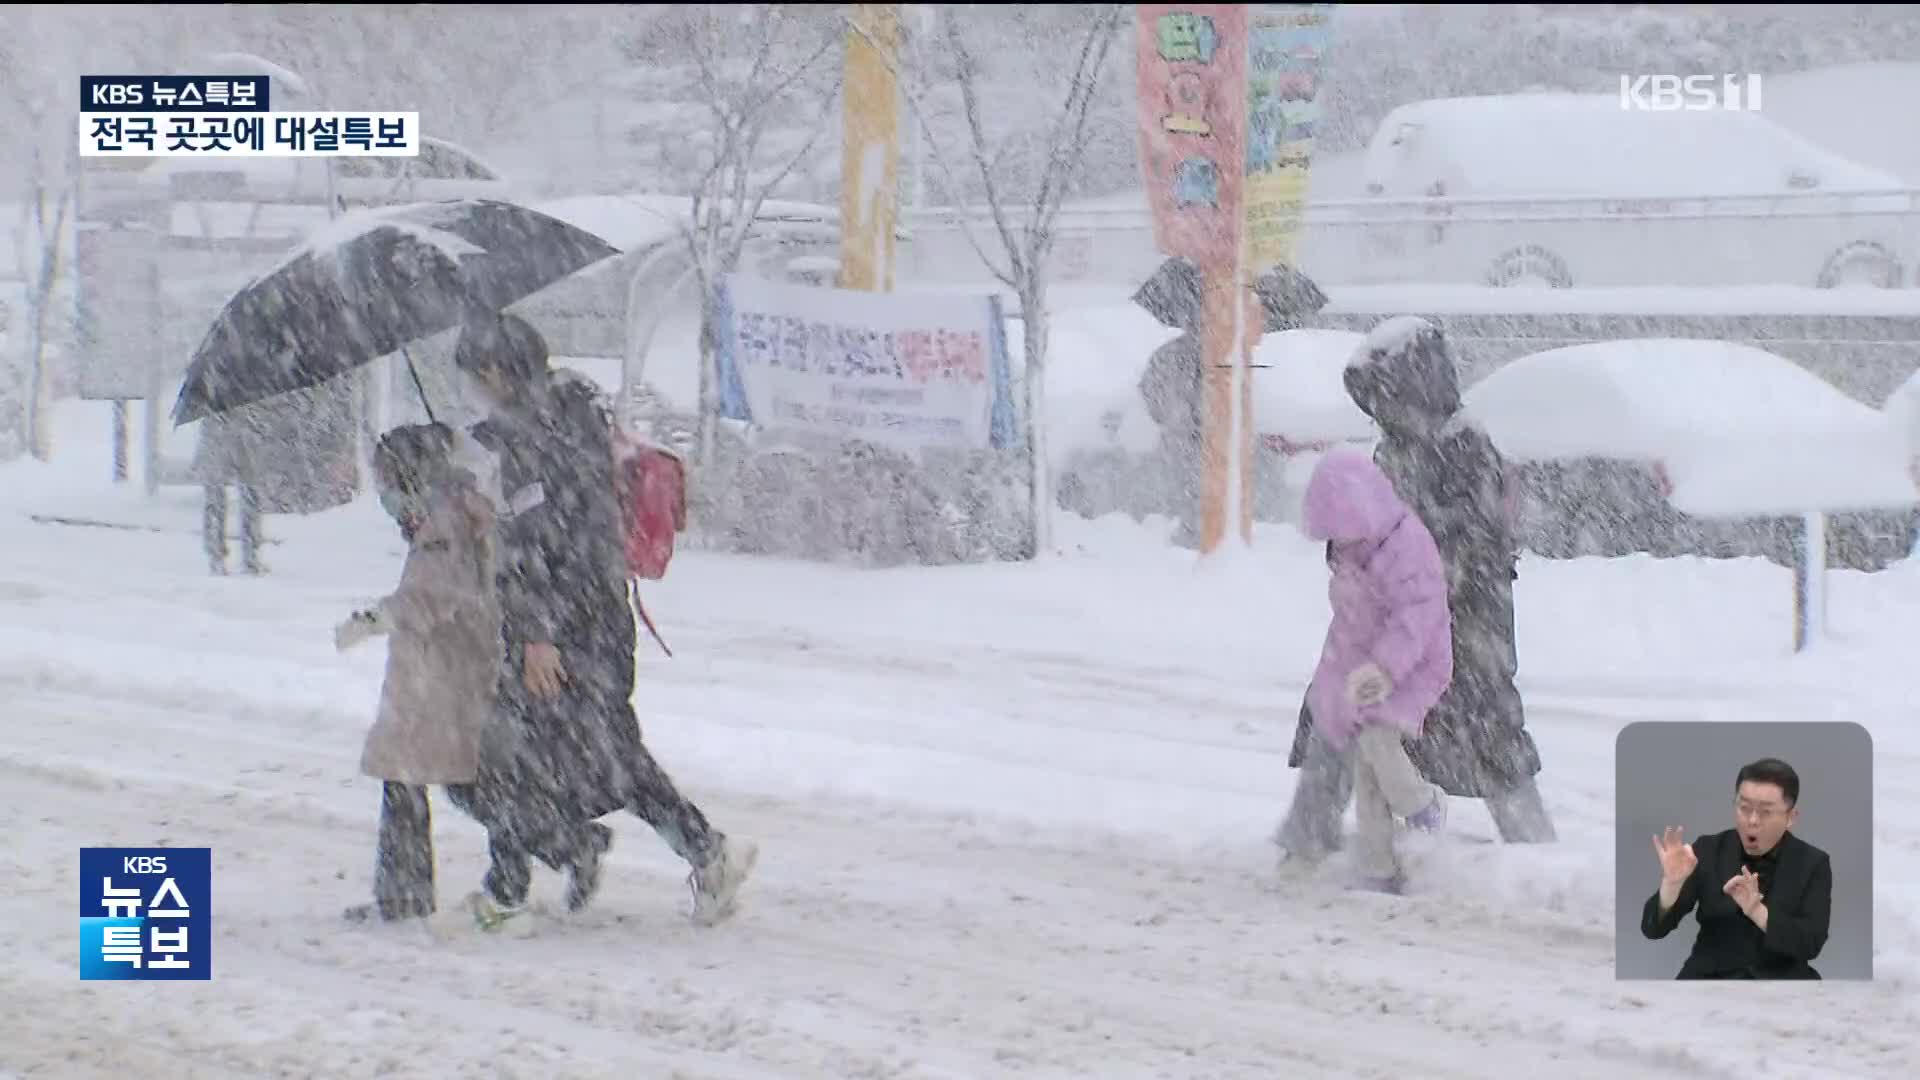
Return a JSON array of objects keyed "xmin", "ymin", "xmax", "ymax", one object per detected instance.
[
  {"xmin": 1297, "ymin": 448, "xmax": 1454, "ymax": 894},
  {"xmin": 452, "ymin": 312, "xmax": 757, "ymax": 928},
  {"xmin": 1277, "ymin": 318, "xmax": 1555, "ymax": 865},
  {"xmin": 334, "ymin": 422, "xmax": 502, "ymax": 923}
]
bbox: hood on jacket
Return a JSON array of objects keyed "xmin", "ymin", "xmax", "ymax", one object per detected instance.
[
  {"xmin": 1301, "ymin": 448, "xmax": 1412, "ymax": 542},
  {"xmin": 1343, "ymin": 317, "xmax": 1463, "ymax": 434}
]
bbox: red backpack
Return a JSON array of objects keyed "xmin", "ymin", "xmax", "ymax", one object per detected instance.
[
  {"xmin": 610, "ymin": 425, "xmax": 687, "ymax": 657},
  {"xmin": 551, "ymin": 369, "xmax": 688, "ymax": 656}
]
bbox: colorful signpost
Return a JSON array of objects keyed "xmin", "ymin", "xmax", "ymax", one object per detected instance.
[{"xmin": 1136, "ymin": 3, "xmax": 1334, "ymax": 553}]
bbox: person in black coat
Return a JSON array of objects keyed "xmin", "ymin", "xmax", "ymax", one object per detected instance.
[
  {"xmin": 1277, "ymin": 319, "xmax": 1554, "ymax": 865},
  {"xmin": 451, "ymin": 313, "xmax": 757, "ymax": 927},
  {"xmin": 1642, "ymin": 758, "xmax": 1832, "ymax": 979}
]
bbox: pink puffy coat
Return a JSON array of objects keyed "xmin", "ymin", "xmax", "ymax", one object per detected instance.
[{"xmin": 1300, "ymin": 449, "xmax": 1454, "ymax": 751}]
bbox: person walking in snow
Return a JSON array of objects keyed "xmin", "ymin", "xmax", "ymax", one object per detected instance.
[
  {"xmin": 193, "ymin": 408, "xmax": 268, "ymax": 576},
  {"xmin": 1139, "ymin": 330, "xmax": 1206, "ymax": 549},
  {"xmin": 1278, "ymin": 319, "xmax": 1554, "ymax": 865},
  {"xmin": 453, "ymin": 312, "xmax": 757, "ymax": 928},
  {"xmin": 335, "ymin": 422, "xmax": 503, "ymax": 922},
  {"xmin": 1294, "ymin": 448, "xmax": 1454, "ymax": 893}
]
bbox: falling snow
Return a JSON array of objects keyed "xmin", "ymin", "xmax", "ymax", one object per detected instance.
[{"xmin": 3, "ymin": 6, "xmax": 1919, "ymax": 1078}]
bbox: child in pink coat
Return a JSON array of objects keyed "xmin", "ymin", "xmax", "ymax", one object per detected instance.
[{"xmin": 1299, "ymin": 448, "xmax": 1455, "ymax": 893}]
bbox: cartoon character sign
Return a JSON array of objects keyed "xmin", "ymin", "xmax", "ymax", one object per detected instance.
[
  {"xmin": 1163, "ymin": 71, "xmax": 1213, "ymax": 136},
  {"xmin": 1172, "ymin": 157, "xmax": 1221, "ymax": 208},
  {"xmin": 1156, "ymin": 11, "xmax": 1219, "ymax": 63},
  {"xmin": 1136, "ymin": 4, "xmax": 1248, "ymax": 266}
]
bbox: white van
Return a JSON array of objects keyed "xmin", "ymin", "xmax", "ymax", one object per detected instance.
[{"xmin": 1349, "ymin": 93, "xmax": 1919, "ymax": 289}]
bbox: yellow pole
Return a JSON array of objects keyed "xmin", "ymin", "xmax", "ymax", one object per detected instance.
[{"xmin": 838, "ymin": 4, "xmax": 903, "ymax": 292}]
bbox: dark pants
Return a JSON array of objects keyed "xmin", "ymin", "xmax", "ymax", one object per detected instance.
[
  {"xmin": 204, "ymin": 483, "xmax": 264, "ymax": 573},
  {"xmin": 373, "ymin": 782, "xmax": 435, "ymax": 919},
  {"xmin": 452, "ymin": 717, "xmax": 720, "ymax": 908},
  {"xmin": 446, "ymin": 779, "xmax": 596, "ymax": 907},
  {"xmin": 623, "ymin": 735, "xmax": 718, "ymax": 868}
]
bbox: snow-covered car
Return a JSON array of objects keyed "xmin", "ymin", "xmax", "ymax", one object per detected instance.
[
  {"xmin": 1464, "ymin": 338, "xmax": 1920, "ymax": 568},
  {"xmin": 1352, "ymin": 93, "xmax": 1918, "ymax": 289},
  {"xmin": 1046, "ymin": 316, "xmax": 1377, "ymax": 527}
]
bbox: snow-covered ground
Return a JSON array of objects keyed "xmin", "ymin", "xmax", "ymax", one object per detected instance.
[{"xmin": 3, "ymin": 399, "xmax": 1918, "ymax": 1078}]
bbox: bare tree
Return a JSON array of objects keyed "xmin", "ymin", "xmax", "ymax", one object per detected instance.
[
  {"xmin": 867, "ymin": 4, "xmax": 1125, "ymax": 556},
  {"xmin": 634, "ymin": 4, "xmax": 845, "ymax": 462},
  {"xmin": 0, "ymin": 11, "xmax": 87, "ymax": 461}
]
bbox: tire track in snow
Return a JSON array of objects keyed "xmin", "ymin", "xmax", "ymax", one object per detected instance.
[
  {"xmin": 4, "ymin": 749, "xmax": 1744, "ymax": 1080},
  {"xmin": 11, "ymin": 690, "xmax": 1917, "ymax": 1078}
]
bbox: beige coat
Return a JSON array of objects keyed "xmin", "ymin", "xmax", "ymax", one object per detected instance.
[{"xmin": 359, "ymin": 486, "xmax": 504, "ymax": 785}]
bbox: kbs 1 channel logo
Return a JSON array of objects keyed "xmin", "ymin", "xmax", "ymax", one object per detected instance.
[
  {"xmin": 79, "ymin": 75, "xmax": 419, "ymax": 159},
  {"xmin": 78, "ymin": 848, "xmax": 212, "ymax": 981}
]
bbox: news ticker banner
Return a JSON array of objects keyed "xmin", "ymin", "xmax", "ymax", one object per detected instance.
[{"xmin": 79, "ymin": 75, "xmax": 419, "ymax": 158}]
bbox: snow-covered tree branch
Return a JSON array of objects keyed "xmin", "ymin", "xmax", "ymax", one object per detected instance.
[
  {"xmin": 867, "ymin": 4, "xmax": 1124, "ymax": 556},
  {"xmin": 0, "ymin": 12, "xmax": 86, "ymax": 461},
  {"xmin": 636, "ymin": 3, "xmax": 844, "ymax": 463}
]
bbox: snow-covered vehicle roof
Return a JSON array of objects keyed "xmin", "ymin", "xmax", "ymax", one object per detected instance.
[
  {"xmin": 1254, "ymin": 329, "xmax": 1376, "ymax": 444},
  {"xmin": 1361, "ymin": 93, "xmax": 1907, "ymax": 199},
  {"xmin": 1041, "ymin": 318, "xmax": 1380, "ymax": 469},
  {"xmin": 1884, "ymin": 365, "xmax": 1920, "ymax": 457},
  {"xmin": 531, "ymin": 194, "xmax": 840, "ymax": 255},
  {"xmin": 1761, "ymin": 61, "xmax": 1920, "ymax": 185},
  {"xmin": 127, "ymin": 137, "xmax": 512, "ymax": 207},
  {"xmin": 1038, "ymin": 305, "xmax": 1179, "ymax": 470},
  {"xmin": 1463, "ymin": 338, "xmax": 1918, "ymax": 516}
]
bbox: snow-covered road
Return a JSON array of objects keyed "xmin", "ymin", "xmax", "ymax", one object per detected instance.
[
  {"xmin": 0, "ymin": 512, "xmax": 1911, "ymax": 1079},
  {"xmin": 2, "ymin": 417, "xmax": 1917, "ymax": 1077},
  {"xmin": 7, "ymin": 671, "xmax": 1904, "ymax": 1080}
]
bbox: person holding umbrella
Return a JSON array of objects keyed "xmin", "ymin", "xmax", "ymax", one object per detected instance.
[
  {"xmin": 167, "ymin": 198, "xmax": 760, "ymax": 922},
  {"xmin": 1133, "ymin": 258, "xmax": 1328, "ymax": 548},
  {"xmin": 193, "ymin": 407, "xmax": 267, "ymax": 576},
  {"xmin": 453, "ymin": 313, "xmax": 757, "ymax": 928}
]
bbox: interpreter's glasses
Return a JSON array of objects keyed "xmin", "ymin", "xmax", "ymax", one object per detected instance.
[{"xmin": 1735, "ymin": 799, "xmax": 1784, "ymax": 823}]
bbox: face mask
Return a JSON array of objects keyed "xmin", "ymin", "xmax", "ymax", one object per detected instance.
[{"xmin": 448, "ymin": 427, "xmax": 505, "ymax": 515}]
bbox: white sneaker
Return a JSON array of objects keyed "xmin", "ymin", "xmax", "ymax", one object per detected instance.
[{"xmin": 687, "ymin": 837, "xmax": 758, "ymax": 926}]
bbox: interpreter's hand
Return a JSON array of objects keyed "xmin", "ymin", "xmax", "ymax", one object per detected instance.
[
  {"xmin": 333, "ymin": 611, "xmax": 379, "ymax": 652},
  {"xmin": 1652, "ymin": 826, "xmax": 1697, "ymax": 885},
  {"xmin": 1723, "ymin": 866, "xmax": 1764, "ymax": 915},
  {"xmin": 523, "ymin": 642, "xmax": 567, "ymax": 699},
  {"xmin": 1345, "ymin": 662, "xmax": 1392, "ymax": 708}
]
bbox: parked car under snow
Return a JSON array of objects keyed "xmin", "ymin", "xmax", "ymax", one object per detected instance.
[{"xmin": 1466, "ymin": 338, "xmax": 1920, "ymax": 570}]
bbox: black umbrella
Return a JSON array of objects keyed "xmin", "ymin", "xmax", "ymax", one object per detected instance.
[
  {"xmin": 1132, "ymin": 256, "xmax": 1329, "ymax": 333},
  {"xmin": 172, "ymin": 198, "xmax": 619, "ymax": 427}
]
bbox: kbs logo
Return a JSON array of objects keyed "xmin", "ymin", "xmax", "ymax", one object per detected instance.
[
  {"xmin": 1619, "ymin": 74, "xmax": 1762, "ymax": 112},
  {"xmin": 88, "ymin": 82, "xmax": 144, "ymax": 107},
  {"xmin": 78, "ymin": 847, "xmax": 212, "ymax": 981}
]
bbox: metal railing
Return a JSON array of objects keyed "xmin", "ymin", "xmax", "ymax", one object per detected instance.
[{"xmin": 905, "ymin": 186, "xmax": 1920, "ymax": 232}]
